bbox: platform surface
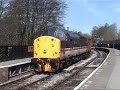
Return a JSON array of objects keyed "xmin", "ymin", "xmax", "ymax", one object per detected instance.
[
  {"xmin": 0, "ymin": 57, "xmax": 32, "ymax": 68},
  {"xmin": 74, "ymin": 48, "xmax": 120, "ymax": 90}
]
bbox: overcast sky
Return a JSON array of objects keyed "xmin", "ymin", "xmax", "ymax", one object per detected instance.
[{"xmin": 64, "ymin": 0, "xmax": 120, "ymax": 34}]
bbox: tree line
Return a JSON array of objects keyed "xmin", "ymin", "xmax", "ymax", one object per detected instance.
[
  {"xmin": 91, "ymin": 23, "xmax": 120, "ymax": 44},
  {"xmin": 0, "ymin": 0, "xmax": 66, "ymax": 45}
]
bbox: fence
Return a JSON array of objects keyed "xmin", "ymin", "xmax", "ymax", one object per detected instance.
[{"xmin": 0, "ymin": 46, "xmax": 33, "ymax": 62}]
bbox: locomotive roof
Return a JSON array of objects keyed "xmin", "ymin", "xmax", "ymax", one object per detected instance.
[
  {"xmin": 61, "ymin": 29, "xmax": 80, "ymax": 39},
  {"xmin": 48, "ymin": 28, "xmax": 90, "ymax": 39}
]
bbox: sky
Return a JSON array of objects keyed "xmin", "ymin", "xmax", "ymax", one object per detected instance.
[{"xmin": 64, "ymin": 0, "xmax": 120, "ymax": 35}]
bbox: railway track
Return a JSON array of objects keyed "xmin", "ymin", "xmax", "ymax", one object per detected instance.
[
  {"xmin": 50, "ymin": 50, "xmax": 107, "ymax": 90},
  {"xmin": 0, "ymin": 73, "xmax": 50, "ymax": 90},
  {"xmin": 0, "ymin": 49, "xmax": 108, "ymax": 90},
  {"xmin": 20, "ymin": 49, "xmax": 107, "ymax": 90}
]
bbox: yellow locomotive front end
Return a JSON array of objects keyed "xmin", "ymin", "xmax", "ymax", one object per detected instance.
[{"xmin": 31, "ymin": 36, "xmax": 61, "ymax": 72}]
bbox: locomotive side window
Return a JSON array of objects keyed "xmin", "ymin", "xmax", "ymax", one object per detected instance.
[
  {"xmin": 54, "ymin": 30, "xmax": 66, "ymax": 41},
  {"xmin": 54, "ymin": 30, "xmax": 63, "ymax": 37}
]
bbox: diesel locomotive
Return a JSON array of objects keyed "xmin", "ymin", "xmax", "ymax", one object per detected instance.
[{"xmin": 31, "ymin": 29, "xmax": 92, "ymax": 72}]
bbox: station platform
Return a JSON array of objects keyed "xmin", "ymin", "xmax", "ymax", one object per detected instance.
[
  {"xmin": 0, "ymin": 57, "xmax": 33, "ymax": 84},
  {"xmin": 74, "ymin": 48, "xmax": 120, "ymax": 90},
  {"xmin": 0, "ymin": 58, "xmax": 32, "ymax": 69}
]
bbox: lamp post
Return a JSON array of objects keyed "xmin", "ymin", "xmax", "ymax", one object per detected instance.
[
  {"xmin": 94, "ymin": 35, "xmax": 97, "ymax": 48},
  {"xmin": 112, "ymin": 37, "xmax": 115, "ymax": 48},
  {"xmin": 113, "ymin": 40, "xmax": 114, "ymax": 48}
]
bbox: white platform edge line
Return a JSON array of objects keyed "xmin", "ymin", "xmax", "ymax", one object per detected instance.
[
  {"xmin": 0, "ymin": 61, "xmax": 31, "ymax": 69},
  {"xmin": 73, "ymin": 49, "xmax": 110, "ymax": 90}
]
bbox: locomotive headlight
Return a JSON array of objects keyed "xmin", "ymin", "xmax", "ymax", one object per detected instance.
[
  {"xmin": 43, "ymin": 50, "xmax": 47, "ymax": 54},
  {"xmin": 34, "ymin": 51, "xmax": 37, "ymax": 56},
  {"xmin": 37, "ymin": 39, "xmax": 40, "ymax": 42}
]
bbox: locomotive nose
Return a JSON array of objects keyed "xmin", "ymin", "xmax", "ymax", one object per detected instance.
[{"xmin": 34, "ymin": 36, "xmax": 61, "ymax": 59}]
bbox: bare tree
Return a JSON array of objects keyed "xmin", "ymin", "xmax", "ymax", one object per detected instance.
[
  {"xmin": 0, "ymin": 0, "xmax": 9, "ymax": 19},
  {"xmin": 91, "ymin": 23, "xmax": 118, "ymax": 42},
  {"xmin": 118, "ymin": 30, "xmax": 120, "ymax": 39},
  {"xmin": 0, "ymin": 0, "xmax": 66, "ymax": 45}
]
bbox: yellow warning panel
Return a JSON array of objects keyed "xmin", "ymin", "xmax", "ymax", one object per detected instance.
[{"xmin": 34, "ymin": 36, "xmax": 61, "ymax": 59}]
